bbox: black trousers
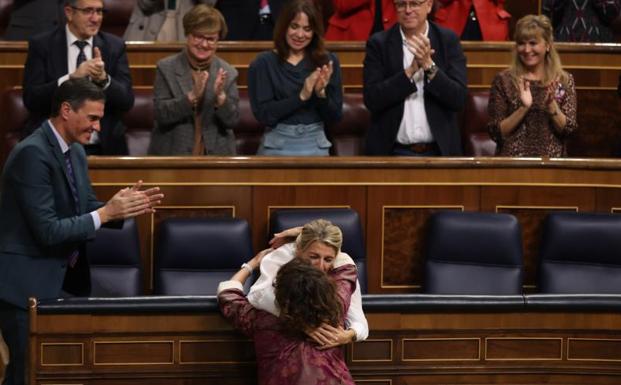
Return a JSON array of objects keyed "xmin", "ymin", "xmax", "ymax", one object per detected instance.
[{"xmin": 0, "ymin": 301, "xmax": 27, "ymax": 385}]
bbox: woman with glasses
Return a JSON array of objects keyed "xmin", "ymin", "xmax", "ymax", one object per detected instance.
[
  {"xmin": 487, "ymin": 14, "xmax": 577, "ymax": 157},
  {"xmin": 124, "ymin": 0, "xmax": 216, "ymax": 42},
  {"xmin": 248, "ymin": 0, "xmax": 343, "ymax": 156},
  {"xmin": 149, "ymin": 4, "xmax": 239, "ymax": 155}
]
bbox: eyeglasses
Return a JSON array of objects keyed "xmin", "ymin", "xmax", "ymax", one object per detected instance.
[
  {"xmin": 71, "ymin": 6, "xmax": 105, "ymax": 16},
  {"xmin": 190, "ymin": 33, "xmax": 219, "ymax": 46},
  {"xmin": 394, "ymin": 0, "xmax": 428, "ymax": 11}
]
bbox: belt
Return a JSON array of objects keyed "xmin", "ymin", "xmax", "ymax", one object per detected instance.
[
  {"xmin": 258, "ymin": 13, "xmax": 273, "ymax": 25},
  {"xmin": 395, "ymin": 142, "xmax": 439, "ymax": 154}
]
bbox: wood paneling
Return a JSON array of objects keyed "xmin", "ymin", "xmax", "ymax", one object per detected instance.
[
  {"xmin": 85, "ymin": 157, "xmax": 621, "ymax": 294},
  {"xmin": 30, "ymin": 301, "xmax": 621, "ymax": 385}
]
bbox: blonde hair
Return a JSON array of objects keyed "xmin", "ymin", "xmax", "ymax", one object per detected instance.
[
  {"xmin": 509, "ymin": 14, "xmax": 569, "ymax": 88},
  {"xmin": 183, "ymin": 4, "xmax": 227, "ymax": 39},
  {"xmin": 295, "ymin": 219, "xmax": 342, "ymax": 255}
]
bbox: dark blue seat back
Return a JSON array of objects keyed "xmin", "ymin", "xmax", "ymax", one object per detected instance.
[
  {"xmin": 86, "ymin": 218, "xmax": 142, "ymax": 296},
  {"xmin": 270, "ymin": 208, "xmax": 367, "ymax": 293},
  {"xmin": 424, "ymin": 211, "xmax": 523, "ymax": 294},
  {"xmin": 539, "ymin": 212, "xmax": 621, "ymax": 294},
  {"xmin": 154, "ymin": 218, "xmax": 254, "ymax": 295}
]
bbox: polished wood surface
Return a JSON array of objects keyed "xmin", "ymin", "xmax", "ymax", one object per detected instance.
[
  {"xmin": 2, "ymin": 40, "xmax": 621, "ymax": 90},
  {"xmin": 29, "ymin": 298, "xmax": 621, "ymax": 385},
  {"xmin": 86, "ymin": 157, "xmax": 621, "ymax": 294}
]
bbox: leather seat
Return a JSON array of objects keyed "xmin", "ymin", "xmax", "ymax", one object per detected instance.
[
  {"xmin": 539, "ymin": 212, "xmax": 621, "ymax": 294},
  {"xmin": 86, "ymin": 218, "xmax": 142, "ymax": 296},
  {"xmin": 269, "ymin": 208, "xmax": 367, "ymax": 293},
  {"xmin": 461, "ymin": 90, "xmax": 496, "ymax": 156},
  {"xmin": 424, "ymin": 211, "xmax": 523, "ymax": 294},
  {"xmin": 153, "ymin": 217, "xmax": 254, "ymax": 295}
]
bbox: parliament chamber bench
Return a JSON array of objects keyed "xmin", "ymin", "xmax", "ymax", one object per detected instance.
[
  {"xmin": 28, "ymin": 294, "xmax": 621, "ymax": 385},
  {"xmin": 0, "ymin": 86, "xmax": 495, "ymax": 165}
]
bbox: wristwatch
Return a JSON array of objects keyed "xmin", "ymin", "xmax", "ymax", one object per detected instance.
[{"xmin": 424, "ymin": 61, "xmax": 438, "ymax": 77}]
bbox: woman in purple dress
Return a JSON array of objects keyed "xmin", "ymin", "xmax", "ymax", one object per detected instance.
[{"xmin": 218, "ymin": 241, "xmax": 356, "ymax": 384}]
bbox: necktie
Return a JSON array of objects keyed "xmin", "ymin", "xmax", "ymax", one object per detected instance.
[
  {"xmin": 74, "ymin": 40, "xmax": 88, "ymax": 68},
  {"xmin": 64, "ymin": 150, "xmax": 80, "ymax": 213},
  {"xmin": 64, "ymin": 150, "xmax": 80, "ymax": 267}
]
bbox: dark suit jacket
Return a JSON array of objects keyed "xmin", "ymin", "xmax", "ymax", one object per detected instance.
[
  {"xmin": 363, "ymin": 22, "xmax": 468, "ymax": 155},
  {"xmin": 22, "ymin": 27, "xmax": 134, "ymax": 155},
  {"xmin": 216, "ymin": 0, "xmax": 287, "ymax": 40},
  {"xmin": 3, "ymin": 0, "xmax": 65, "ymax": 41},
  {"xmin": 0, "ymin": 122, "xmax": 103, "ymax": 309}
]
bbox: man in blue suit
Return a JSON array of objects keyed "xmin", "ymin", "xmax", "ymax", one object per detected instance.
[
  {"xmin": 0, "ymin": 79, "xmax": 163, "ymax": 385},
  {"xmin": 22, "ymin": 0, "xmax": 134, "ymax": 155}
]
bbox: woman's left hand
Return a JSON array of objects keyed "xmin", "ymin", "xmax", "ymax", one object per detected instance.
[
  {"xmin": 214, "ymin": 68, "xmax": 228, "ymax": 107},
  {"xmin": 314, "ymin": 61, "xmax": 333, "ymax": 98},
  {"xmin": 306, "ymin": 323, "xmax": 355, "ymax": 349},
  {"xmin": 545, "ymin": 79, "xmax": 562, "ymax": 113}
]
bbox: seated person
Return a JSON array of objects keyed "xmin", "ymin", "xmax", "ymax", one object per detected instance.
[
  {"xmin": 149, "ymin": 4, "xmax": 239, "ymax": 155},
  {"xmin": 325, "ymin": 0, "xmax": 397, "ymax": 41},
  {"xmin": 543, "ymin": 0, "xmax": 621, "ymax": 42},
  {"xmin": 434, "ymin": 0, "xmax": 511, "ymax": 41},
  {"xmin": 363, "ymin": 0, "xmax": 467, "ymax": 156},
  {"xmin": 218, "ymin": 254, "xmax": 356, "ymax": 384},
  {"xmin": 248, "ymin": 219, "xmax": 368, "ymax": 345},
  {"xmin": 124, "ymin": 0, "xmax": 216, "ymax": 41},
  {"xmin": 248, "ymin": 0, "xmax": 343, "ymax": 156},
  {"xmin": 487, "ymin": 15, "xmax": 577, "ymax": 157}
]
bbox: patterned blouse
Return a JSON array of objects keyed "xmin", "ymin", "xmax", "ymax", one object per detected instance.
[
  {"xmin": 487, "ymin": 69, "xmax": 578, "ymax": 157},
  {"xmin": 218, "ymin": 264, "xmax": 357, "ymax": 385}
]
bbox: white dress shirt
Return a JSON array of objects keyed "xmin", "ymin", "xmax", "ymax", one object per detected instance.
[
  {"xmin": 396, "ymin": 22, "xmax": 434, "ymax": 145},
  {"xmin": 244, "ymin": 243, "xmax": 369, "ymax": 342}
]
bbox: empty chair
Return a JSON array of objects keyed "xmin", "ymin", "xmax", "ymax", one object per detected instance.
[
  {"xmin": 424, "ymin": 211, "xmax": 523, "ymax": 294},
  {"xmin": 154, "ymin": 218, "xmax": 254, "ymax": 295},
  {"xmin": 539, "ymin": 212, "xmax": 621, "ymax": 294},
  {"xmin": 270, "ymin": 208, "xmax": 367, "ymax": 293},
  {"xmin": 86, "ymin": 218, "xmax": 142, "ymax": 296}
]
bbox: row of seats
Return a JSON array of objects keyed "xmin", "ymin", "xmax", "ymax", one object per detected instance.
[
  {"xmin": 87, "ymin": 208, "xmax": 367, "ymax": 297},
  {"xmin": 425, "ymin": 211, "xmax": 621, "ymax": 295},
  {"xmin": 87, "ymin": 209, "xmax": 621, "ymax": 298},
  {"xmin": 0, "ymin": 87, "xmax": 495, "ymax": 162}
]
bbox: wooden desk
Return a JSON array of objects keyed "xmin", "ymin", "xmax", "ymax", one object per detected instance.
[{"xmin": 29, "ymin": 295, "xmax": 621, "ymax": 385}]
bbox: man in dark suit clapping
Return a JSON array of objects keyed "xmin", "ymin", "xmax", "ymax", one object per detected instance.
[
  {"xmin": 0, "ymin": 79, "xmax": 163, "ymax": 385},
  {"xmin": 363, "ymin": 0, "xmax": 468, "ymax": 156},
  {"xmin": 22, "ymin": 0, "xmax": 134, "ymax": 155}
]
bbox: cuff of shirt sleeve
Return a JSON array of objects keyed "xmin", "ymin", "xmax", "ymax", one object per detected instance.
[
  {"xmin": 58, "ymin": 74, "xmax": 71, "ymax": 86},
  {"xmin": 217, "ymin": 280, "xmax": 243, "ymax": 295},
  {"xmin": 347, "ymin": 321, "xmax": 367, "ymax": 342},
  {"xmin": 90, "ymin": 210, "xmax": 101, "ymax": 231}
]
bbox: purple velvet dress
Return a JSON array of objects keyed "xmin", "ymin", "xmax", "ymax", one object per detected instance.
[{"xmin": 218, "ymin": 264, "xmax": 357, "ymax": 385}]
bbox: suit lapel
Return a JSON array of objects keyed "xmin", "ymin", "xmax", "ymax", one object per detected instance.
[
  {"xmin": 175, "ymin": 52, "xmax": 194, "ymax": 95},
  {"xmin": 51, "ymin": 27, "xmax": 69, "ymax": 77},
  {"xmin": 42, "ymin": 123, "xmax": 84, "ymax": 214},
  {"xmin": 387, "ymin": 25, "xmax": 404, "ymax": 76}
]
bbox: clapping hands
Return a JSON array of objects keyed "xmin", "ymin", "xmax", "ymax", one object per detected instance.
[
  {"xmin": 71, "ymin": 47, "xmax": 107, "ymax": 83},
  {"xmin": 299, "ymin": 61, "xmax": 334, "ymax": 101}
]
